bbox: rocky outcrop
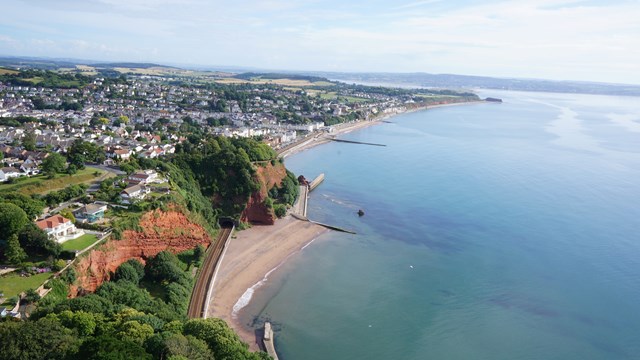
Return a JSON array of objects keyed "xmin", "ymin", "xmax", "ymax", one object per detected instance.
[
  {"xmin": 297, "ymin": 175, "xmax": 309, "ymax": 186},
  {"xmin": 70, "ymin": 209, "xmax": 212, "ymax": 297},
  {"xmin": 240, "ymin": 162, "xmax": 287, "ymax": 225}
]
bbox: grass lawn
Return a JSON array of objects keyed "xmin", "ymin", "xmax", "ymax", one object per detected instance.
[
  {"xmin": 61, "ymin": 234, "xmax": 99, "ymax": 251},
  {"xmin": 320, "ymin": 92, "xmax": 337, "ymax": 99},
  {"xmin": 0, "ymin": 272, "xmax": 51, "ymax": 305},
  {"xmin": 0, "ymin": 167, "xmax": 106, "ymax": 195}
]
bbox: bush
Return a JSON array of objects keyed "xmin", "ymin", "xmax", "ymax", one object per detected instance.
[
  {"xmin": 114, "ymin": 262, "xmax": 142, "ymax": 284},
  {"xmin": 60, "ymin": 268, "xmax": 76, "ymax": 284},
  {"xmin": 274, "ymin": 204, "xmax": 287, "ymax": 218},
  {"xmin": 52, "ymin": 259, "xmax": 67, "ymax": 271}
]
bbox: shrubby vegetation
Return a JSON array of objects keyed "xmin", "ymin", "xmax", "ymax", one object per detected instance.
[
  {"xmin": 1, "ymin": 250, "xmax": 271, "ymax": 360},
  {"xmin": 173, "ymin": 135, "xmax": 276, "ymax": 217},
  {"xmin": 0, "ymin": 69, "xmax": 91, "ymax": 88},
  {"xmin": 0, "ymin": 201, "xmax": 60, "ymax": 264},
  {"xmin": 40, "ymin": 183, "xmax": 88, "ymax": 207}
]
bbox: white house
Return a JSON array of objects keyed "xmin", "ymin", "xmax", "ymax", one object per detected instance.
[
  {"xmin": 20, "ymin": 162, "xmax": 39, "ymax": 176},
  {"xmin": 120, "ymin": 184, "xmax": 149, "ymax": 204},
  {"xmin": 36, "ymin": 215, "xmax": 83, "ymax": 243},
  {"xmin": 112, "ymin": 148, "xmax": 132, "ymax": 161},
  {"xmin": 0, "ymin": 167, "xmax": 22, "ymax": 182},
  {"xmin": 127, "ymin": 170, "xmax": 158, "ymax": 185}
]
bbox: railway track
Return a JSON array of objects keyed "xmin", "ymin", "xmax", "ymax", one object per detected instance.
[{"xmin": 187, "ymin": 225, "xmax": 234, "ymax": 318}]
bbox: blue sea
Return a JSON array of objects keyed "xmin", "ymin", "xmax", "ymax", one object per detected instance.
[{"xmin": 241, "ymin": 91, "xmax": 640, "ymax": 360}]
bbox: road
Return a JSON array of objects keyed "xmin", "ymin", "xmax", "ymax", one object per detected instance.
[
  {"xmin": 187, "ymin": 226, "xmax": 234, "ymax": 319},
  {"xmin": 86, "ymin": 164, "xmax": 126, "ymax": 176}
]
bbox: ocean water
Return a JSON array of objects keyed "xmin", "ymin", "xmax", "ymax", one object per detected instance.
[{"xmin": 242, "ymin": 91, "xmax": 640, "ymax": 360}]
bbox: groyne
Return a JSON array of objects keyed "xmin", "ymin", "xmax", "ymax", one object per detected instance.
[
  {"xmin": 263, "ymin": 322, "xmax": 279, "ymax": 360},
  {"xmin": 309, "ymin": 173, "xmax": 325, "ymax": 191},
  {"xmin": 328, "ymin": 138, "xmax": 386, "ymax": 147}
]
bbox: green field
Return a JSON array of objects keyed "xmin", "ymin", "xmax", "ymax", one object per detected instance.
[
  {"xmin": 0, "ymin": 168, "xmax": 106, "ymax": 195},
  {"xmin": 0, "ymin": 68, "xmax": 19, "ymax": 75},
  {"xmin": 61, "ymin": 234, "xmax": 99, "ymax": 251},
  {"xmin": 319, "ymin": 92, "xmax": 369, "ymax": 103},
  {"xmin": 0, "ymin": 272, "xmax": 51, "ymax": 305}
]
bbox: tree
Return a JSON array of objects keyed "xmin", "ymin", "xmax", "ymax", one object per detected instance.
[
  {"xmin": 0, "ymin": 202, "xmax": 29, "ymax": 236},
  {"xmin": 24, "ymin": 288, "xmax": 41, "ymax": 304},
  {"xmin": 67, "ymin": 139, "xmax": 105, "ymax": 168},
  {"xmin": 274, "ymin": 204, "xmax": 286, "ymax": 218},
  {"xmin": 19, "ymin": 222, "xmax": 60, "ymax": 258},
  {"xmin": 76, "ymin": 335, "xmax": 151, "ymax": 360},
  {"xmin": 0, "ymin": 193, "xmax": 45, "ymax": 219},
  {"xmin": 124, "ymin": 259, "xmax": 145, "ymax": 280},
  {"xmin": 114, "ymin": 262, "xmax": 141, "ymax": 284},
  {"xmin": 22, "ymin": 130, "xmax": 37, "ymax": 150},
  {"xmin": 59, "ymin": 209, "xmax": 76, "ymax": 223},
  {"xmin": 96, "ymin": 281, "xmax": 153, "ymax": 310},
  {"xmin": 6, "ymin": 234, "xmax": 27, "ymax": 264},
  {"xmin": 183, "ymin": 318, "xmax": 256, "ymax": 360},
  {"xmin": 41, "ymin": 152, "xmax": 67, "ymax": 177},
  {"xmin": 118, "ymin": 115, "xmax": 129, "ymax": 124},
  {"xmin": 193, "ymin": 244, "xmax": 205, "ymax": 265},
  {"xmin": 59, "ymin": 310, "xmax": 97, "ymax": 336},
  {"xmin": 117, "ymin": 320, "xmax": 154, "ymax": 345},
  {"xmin": 163, "ymin": 334, "xmax": 213, "ymax": 360},
  {"xmin": 67, "ymin": 163, "xmax": 78, "ymax": 175},
  {"xmin": 0, "ymin": 317, "xmax": 79, "ymax": 360},
  {"xmin": 144, "ymin": 251, "xmax": 185, "ymax": 283}
]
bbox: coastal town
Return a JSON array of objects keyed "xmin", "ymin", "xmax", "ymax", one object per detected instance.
[{"xmin": 0, "ymin": 65, "xmax": 479, "ymax": 357}]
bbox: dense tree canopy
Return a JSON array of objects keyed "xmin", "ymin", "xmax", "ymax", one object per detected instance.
[
  {"xmin": 0, "ymin": 193, "xmax": 45, "ymax": 220},
  {"xmin": 6, "ymin": 250, "xmax": 272, "ymax": 359},
  {"xmin": 0, "ymin": 202, "xmax": 29, "ymax": 237},
  {"xmin": 67, "ymin": 139, "xmax": 106, "ymax": 167},
  {"xmin": 41, "ymin": 152, "xmax": 67, "ymax": 176}
]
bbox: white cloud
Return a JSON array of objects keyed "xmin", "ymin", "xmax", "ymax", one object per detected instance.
[{"xmin": 0, "ymin": 0, "xmax": 638, "ymax": 83}]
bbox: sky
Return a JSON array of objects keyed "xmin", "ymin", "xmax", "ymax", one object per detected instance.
[{"xmin": 0, "ymin": 0, "xmax": 639, "ymax": 84}]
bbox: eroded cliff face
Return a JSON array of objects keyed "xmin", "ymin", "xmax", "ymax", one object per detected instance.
[
  {"xmin": 70, "ymin": 209, "xmax": 211, "ymax": 297},
  {"xmin": 240, "ymin": 162, "xmax": 287, "ymax": 225}
]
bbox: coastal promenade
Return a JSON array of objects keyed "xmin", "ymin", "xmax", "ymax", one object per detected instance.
[
  {"xmin": 187, "ymin": 224, "xmax": 234, "ymax": 319},
  {"xmin": 292, "ymin": 185, "xmax": 308, "ymax": 217}
]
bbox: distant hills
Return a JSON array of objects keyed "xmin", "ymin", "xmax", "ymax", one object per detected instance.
[
  {"xmin": 300, "ymin": 71, "xmax": 640, "ymax": 97},
  {"xmin": 1, "ymin": 55, "xmax": 639, "ymax": 96}
]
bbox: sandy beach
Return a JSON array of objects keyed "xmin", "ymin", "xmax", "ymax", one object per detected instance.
[
  {"xmin": 206, "ymin": 99, "xmax": 487, "ymax": 350},
  {"xmin": 206, "ymin": 216, "xmax": 327, "ymax": 350},
  {"xmin": 278, "ymin": 100, "xmax": 487, "ymax": 158}
]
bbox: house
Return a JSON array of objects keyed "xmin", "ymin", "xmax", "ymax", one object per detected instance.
[
  {"xmin": 73, "ymin": 203, "xmax": 108, "ymax": 223},
  {"xmin": 127, "ymin": 170, "xmax": 158, "ymax": 185},
  {"xmin": 36, "ymin": 215, "xmax": 83, "ymax": 243},
  {"xmin": 113, "ymin": 148, "xmax": 132, "ymax": 160},
  {"xmin": 120, "ymin": 184, "xmax": 149, "ymax": 204},
  {"xmin": 0, "ymin": 167, "xmax": 22, "ymax": 182},
  {"xmin": 20, "ymin": 162, "xmax": 39, "ymax": 176}
]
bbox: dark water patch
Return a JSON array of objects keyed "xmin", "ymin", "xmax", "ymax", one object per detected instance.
[{"xmin": 489, "ymin": 293, "xmax": 560, "ymax": 318}]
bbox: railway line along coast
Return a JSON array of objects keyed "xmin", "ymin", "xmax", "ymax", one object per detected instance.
[{"xmin": 187, "ymin": 223, "xmax": 235, "ymax": 319}]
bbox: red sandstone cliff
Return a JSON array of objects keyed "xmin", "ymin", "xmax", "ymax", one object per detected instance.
[
  {"xmin": 240, "ymin": 162, "xmax": 287, "ymax": 225},
  {"xmin": 70, "ymin": 209, "xmax": 212, "ymax": 297}
]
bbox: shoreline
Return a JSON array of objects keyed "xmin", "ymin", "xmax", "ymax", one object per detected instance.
[
  {"xmin": 278, "ymin": 100, "xmax": 487, "ymax": 158},
  {"xmin": 206, "ymin": 216, "xmax": 328, "ymax": 351},
  {"xmin": 207, "ymin": 99, "xmax": 487, "ymax": 351}
]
